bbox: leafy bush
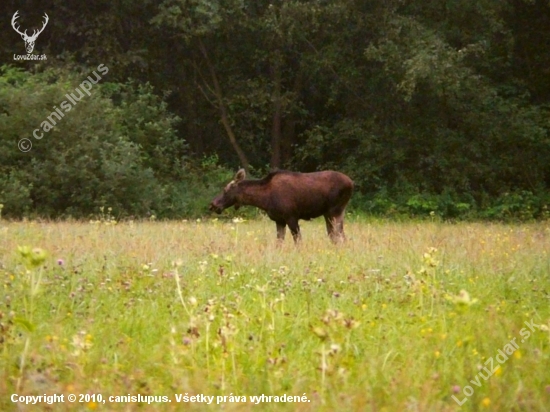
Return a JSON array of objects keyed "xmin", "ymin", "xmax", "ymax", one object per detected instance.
[
  {"xmin": 0, "ymin": 66, "xmax": 183, "ymax": 218},
  {"xmin": 482, "ymin": 191, "xmax": 550, "ymax": 221},
  {"xmin": 405, "ymin": 191, "xmax": 474, "ymax": 218},
  {"xmin": 159, "ymin": 156, "xmax": 234, "ymax": 218},
  {"xmin": 0, "ymin": 171, "xmax": 32, "ymax": 216}
]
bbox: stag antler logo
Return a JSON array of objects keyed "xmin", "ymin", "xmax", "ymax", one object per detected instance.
[{"xmin": 11, "ymin": 11, "xmax": 49, "ymax": 54}]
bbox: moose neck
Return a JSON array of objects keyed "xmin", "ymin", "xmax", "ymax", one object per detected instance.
[{"xmin": 238, "ymin": 181, "xmax": 270, "ymax": 211}]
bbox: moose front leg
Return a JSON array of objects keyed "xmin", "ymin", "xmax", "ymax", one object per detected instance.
[
  {"xmin": 276, "ymin": 221, "xmax": 286, "ymax": 242},
  {"xmin": 286, "ymin": 218, "xmax": 302, "ymax": 243}
]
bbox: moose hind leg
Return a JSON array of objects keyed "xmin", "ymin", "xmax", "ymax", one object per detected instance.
[
  {"xmin": 335, "ymin": 212, "xmax": 346, "ymax": 242},
  {"xmin": 324, "ymin": 214, "xmax": 337, "ymax": 243},
  {"xmin": 327, "ymin": 211, "xmax": 346, "ymax": 243}
]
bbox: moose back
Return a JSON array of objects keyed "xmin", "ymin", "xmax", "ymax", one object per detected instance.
[{"xmin": 209, "ymin": 169, "xmax": 353, "ymax": 243}]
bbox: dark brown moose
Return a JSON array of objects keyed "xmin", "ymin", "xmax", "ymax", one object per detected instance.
[{"xmin": 209, "ymin": 169, "xmax": 354, "ymax": 243}]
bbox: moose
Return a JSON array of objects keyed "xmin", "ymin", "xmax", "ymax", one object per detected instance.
[
  {"xmin": 209, "ymin": 169, "xmax": 353, "ymax": 243},
  {"xmin": 11, "ymin": 11, "xmax": 49, "ymax": 54}
]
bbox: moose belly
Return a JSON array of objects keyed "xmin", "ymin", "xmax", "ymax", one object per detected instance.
[
  {"xmin": 264, "ymin": 196, "xmax": 331, "ymax": 222},
  {"xmin": 266, "ymin": 209, "xmax": 325, "ymax": 223}
]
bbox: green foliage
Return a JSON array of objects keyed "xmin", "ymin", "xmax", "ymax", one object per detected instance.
[
  {"xmin": 294, "ymin": 6, "xmax": 549, "ymax": 221},
  {"xmin": 1, "ymin": 0, "xmax": 550, "ymax": 221},
  {"xmin": 0, "ymin": 171, "xmax": 32, "ymax": 215},
  {"xmin": 101, "ymin": 81, "xmax": 188, "ymax": 181},
  {"xmin": 353, "ymin": 188, "xmax": 550, "ymax": 222},
  {"xmin": 482, "ymin": 191, "xmax": 550, "ymax": 221},
  {"xmin": 353, "ymin": 188, "xmax": 475, "ymax": 220},
  {"xmin": 160, "ymin": 156, "xmax": 235, "ymax": 218},
  {"xmin": 0, "ymin": 66, "xmax": 182, "ymax": 218}
]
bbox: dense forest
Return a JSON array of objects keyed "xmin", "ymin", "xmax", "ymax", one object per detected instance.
[{"xmin": 1, "ymin": 0, "xmax": 549, "ymax": 220}]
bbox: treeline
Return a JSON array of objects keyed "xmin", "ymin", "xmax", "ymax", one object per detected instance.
[{"xmin": 1, "ymin": 0, "xmax": 549, "ymax": 220}]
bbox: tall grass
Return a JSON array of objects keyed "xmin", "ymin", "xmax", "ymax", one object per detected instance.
[{"xmin": 1, "ymin": 217, "xmax": 549, "ymax": 411}]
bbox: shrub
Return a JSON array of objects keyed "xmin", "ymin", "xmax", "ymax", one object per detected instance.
[{"xmin": 0, "ymin": 66, "xmax": 183, "ymax": 218}]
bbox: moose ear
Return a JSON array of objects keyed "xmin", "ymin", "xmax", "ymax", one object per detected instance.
[{"xmin": 234, "ymin": 168, "xmax": 246, "ymax": 182}]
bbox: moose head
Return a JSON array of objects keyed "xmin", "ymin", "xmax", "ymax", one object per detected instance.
[
  {"xmin": 209, "ymin": 169, "xmax": 247, "ymax": 213},
  {"xmin": 11, "ymin": 11, "xmax": 49, "ymax": 54}
]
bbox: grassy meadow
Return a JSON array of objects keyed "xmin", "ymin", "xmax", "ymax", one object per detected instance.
[{"xmin": 0, "ymin": 216, "xmax": 549, "ymax": 411}]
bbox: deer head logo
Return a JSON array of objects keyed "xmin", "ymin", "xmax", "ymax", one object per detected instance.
[{"xmin": 11, "ymin": 11, "xmax": 49, "ymax": 54}]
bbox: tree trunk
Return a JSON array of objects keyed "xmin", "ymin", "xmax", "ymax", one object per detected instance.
[
  {"xmin": 270, "ymin": 52, "xmax": 283, "ymax": 170},
  {"xmin": 198, "ymin": 39, "xmax": 250, "ymax": 172},
  {"xmin": 281, "ymin": 68, "xmax": 302, "ymax": 166}
]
